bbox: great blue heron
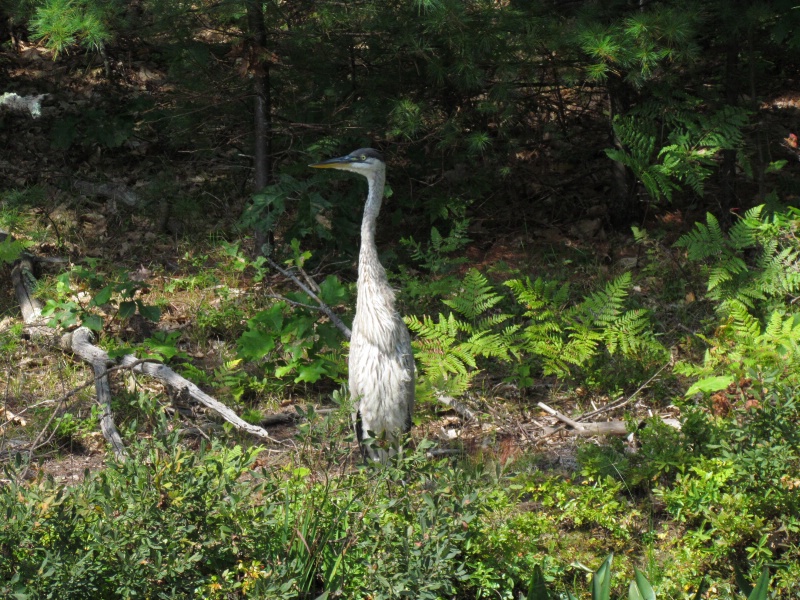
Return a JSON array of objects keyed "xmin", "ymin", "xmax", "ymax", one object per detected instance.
[{"xmin": 310, "ymin": 148, "xmax": 415, "ymax": 461}]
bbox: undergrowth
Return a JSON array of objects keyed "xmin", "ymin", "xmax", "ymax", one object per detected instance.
[{"xmin": 3, "ymin": 205, "xmax": 800, "ymax": 598}]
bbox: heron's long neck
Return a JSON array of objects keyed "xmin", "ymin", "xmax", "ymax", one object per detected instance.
[{"xmin": 358, "ymin": 167, "xmax": 386, "ymax": 281}]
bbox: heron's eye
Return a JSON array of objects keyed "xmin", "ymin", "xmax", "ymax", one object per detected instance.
[{"xmin": 360, "ymin": 154, "xmax": 366, "ymax": 161}]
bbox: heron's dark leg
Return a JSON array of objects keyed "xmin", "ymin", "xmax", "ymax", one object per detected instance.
[{"xmin": 354, "ymin": 410, "xmax": 368, "ymax": 461}]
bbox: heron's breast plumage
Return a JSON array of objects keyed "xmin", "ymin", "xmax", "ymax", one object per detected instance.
[{"xmin": 349, "ymin": 278, "xmax": 415, "ymax": 442}]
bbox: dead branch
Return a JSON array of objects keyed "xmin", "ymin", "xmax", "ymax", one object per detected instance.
[
  {"xmin": 536, "ymin": 397, "xmax": 681, "ymax": 437},
  {"xmin": 578, "ymin": 361, "xmax": 672, "ymax": 421},
  {"xmin": 534, "ymin": 361, "xmax": 674, "ymax": 440},
  {"xmin": 10, "ymin": 254, "xmax": 51, "ymax": 340},
  {"xmin": 61, "ymin": 328, "xmax": 127, "ymax": 459},
  {"xmin": 550, "ymin": 417, "xmax": 681, "ymax": 437},
  {"xmin": 117, "ymin": 354, "xmax": 285, "ymax": 444},
  {"xmin": 266, "ymin": 257, "xmax": 352, "ymax": 339},
  {"xmin": 5, "ymin": 233, "xmax": 126, "ymax": 457},
  {"xmin": 537, "ymin": 401, "xmax": 584, "ymax": 430},
  {"xmin": 437, "ymin": 392, "xmax": 476, "ymax": 421},
  {"xmin": 6, "ymin": 233, "xmax": 283, "ymax": 457}
]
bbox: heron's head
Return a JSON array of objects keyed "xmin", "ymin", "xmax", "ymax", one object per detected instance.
[{"xmin": 309, "ymin": 148, "xmax": 385, "ymax": 177}]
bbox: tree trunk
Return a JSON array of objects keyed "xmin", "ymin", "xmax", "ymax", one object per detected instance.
[
  {"xmin": 719, "ymin": 42, "xmax": 739, "ymax": 220},
  {"xmin": 607, "ymin": 74, "xmax": 635, "ymax": 225},
  {"xmin": 246, "ymin": 0, "xmax": 273, "ymax": 256}
]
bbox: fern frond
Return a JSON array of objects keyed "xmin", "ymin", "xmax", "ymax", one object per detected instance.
[
  {"xmin": 603, "ymin": 309, "xmax": 651, "ymax": 355},
  {"xmin": 675, "ymin": 213, "xmax": 725, "ymax": 260},
  {"xmin": 726, "ymin": 300, "xmax": 762, "ymax": 339},
  {"xmin": 442, "ymin": 268, "xmax": 502, "ymax": 320},
  {"xmin": 577, "ymin": 272, "xmax": 631, "ymax": 325}
]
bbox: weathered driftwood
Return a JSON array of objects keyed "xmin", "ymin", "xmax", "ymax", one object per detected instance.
[
  {"xmin": 7, "ymin": 246, "xmax": 128, "ymax": 459},
  {"xmin": 117, "ymin": 354, "xmax": 281, "ymax": 443},
  {"xmin": 552, "ymin": 418, "xmax": 681, "ymax": 437},
  {"xmin": 437, "ymin": 392, "xmax": 476, "ymax": 421},
  {"xmin": 538, "ymin": 401, "xmax": 681, "ymax": 437},
  {"xmin": 61, "ymin": 328, "xmax": 127, "ymax": 459},
  {"xmin": 10, "ymin": 253, "xmax": 51, "ymax": 341}
]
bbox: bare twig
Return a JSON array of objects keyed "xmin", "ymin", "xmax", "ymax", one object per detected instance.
[
  {"xmin": 266, "ymin": 257, "xmax": 352, "ymax": 339},
  {"xmin": 297, "ymin": 264, "xmax": 321, "ymax": 294},
  {"xmin": 537, "ymin": 401, "xmax": 585, "ymax": 430},
  {"xmin": 265, "ymin": 293, "xmax": 328, "ymax": 313},
  {"xmin": 579, "ymin": 360, "xmax": 672, "ymax": 421}
]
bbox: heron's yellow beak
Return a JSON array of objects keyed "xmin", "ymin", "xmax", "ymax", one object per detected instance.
[{"xmin": 309, "ymin": 155, "xmax": 355, "ymax": 169}]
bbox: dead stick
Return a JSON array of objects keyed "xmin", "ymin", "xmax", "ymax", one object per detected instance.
[
  {"xmin": 579, "ymin": 361, "xmax": 672, "ymax": 421},
  {"xmin": 266, "ymin": 258, "xmax": 352, "ymax": 339},
  {"xmin": 537, "ymin": 401, "xmax": 585, "ymax": 430},
  {"xmin": 62, "ymin": 328, "xmax": 127, "ymax": 459},
  {"xmin": 118, "ymin": 354, "xmax": 287, "ymax": 444},
  {"xmin": 437, "ymin": 392, "xmax": 476, "ymax": 421}
]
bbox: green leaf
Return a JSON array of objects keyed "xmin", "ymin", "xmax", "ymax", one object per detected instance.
[
  {"xmin": 765, "ymin": 160, "xmax": 787, "ymax": 174},
  {"xmin": 143, "ymin": 331, "xmax": 183, "ymax": 361},
  {"xmin": 747, "ymin": 568, "xmax": 770, "ymax": 600},
  {"xmin": 118, "ymin": 301, "xmax": 136, "ymax": 319},
  {"xmin": 137, "ymin": 302, "xmax": 161, "ymax": 323},
  {"xmin": 592, "ymin": 554, "xmax": 613, "ymax": 600},
  {"xmin": 691, "ymin": 576, "xmax": 708, "ymax": 600},
  {"xmin": 318, "ymin": 275, "xmax": 348, "ymax": 306},
  {"xmin": 0, "ymin": 236, "xmax": 31, "ymax": 264},
  {"xmin": 90, "ymin": 285, "xmax": 113, "ymax": 306},
  {"xmin": 629, "ymin": 567, "xmax": 656, "ymax": 600},
  {"xmin": 237, "ymin": 329, "xmax": 276, "ymax": 360},
  {"xmin": 274, "ymin": 364, "xmax": 295, "ymax": 378},
  {"xmin": 526, "ymin": 564, "xmax": 549, "ymax": 600},
  {"xmin": 82, "ymin": 314, "xmax": 104, "ymax": 331},
  {"xmin": 685, "ymin": 375, "xmax": 734, "ymax": 396},
  {"xmin": 295, "ymin": 362, "xmax": 326, "ymax": 384}
]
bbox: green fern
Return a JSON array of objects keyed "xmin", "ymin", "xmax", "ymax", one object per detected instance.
[
  {"xmin": 676, "ymin": 205, "xmax": 800, "ymax": 314},
  {"xmin": 442, "ymin": 269, "xmax": 504, "ymax": 321},
  {"xmin": 608, "ymin": 96, "xmax": 748, "ymax": 203},
  {"xmin": 507, "ymin": 272, "xmax": 665, "ymax": 379},
  {"xmin": 407, "ymin": 269, "xmax": 515, "ymax": 400},
  {"xmin": 410, "ymin": 267, "xmax": 665, "ymax": 399},
  {"xmin": 676, "ymin": 206, "xmax": 800, "ymax": 387}
]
